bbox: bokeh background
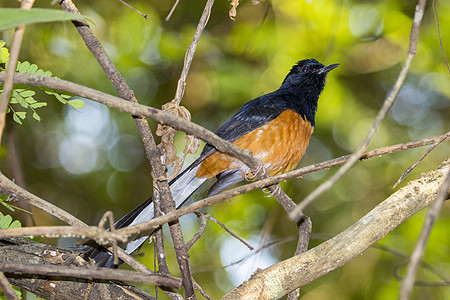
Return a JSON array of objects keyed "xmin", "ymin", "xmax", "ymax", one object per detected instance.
[{"xmin": 1, "ymin": 0, "xmax": 449, "ymax": 299}]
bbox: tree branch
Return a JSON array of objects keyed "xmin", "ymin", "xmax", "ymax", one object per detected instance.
[
  {"xmin": 116, "ymin": 134, "xmax": 450, "ymax": 237},
  {"xmin": 0, "ymin": 237, "xmax": 169, "ymax": 299},
  {"xmin": 0, "ymin": 72, "xmax": 261, "ymax": 177},
  {"xmin": 222, "ymin": 159, "xmax": 450, "ymax": 299}
]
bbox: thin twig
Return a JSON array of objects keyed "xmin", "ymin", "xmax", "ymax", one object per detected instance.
[
  {"xmin": 206, "ymin": 214, "xmax": 254, "ymax": 250},
  {"xmin": 193, "ymin": 277, "xmax": 213, "ymax": 300},
  {"xmin": 290, "ymin": 0, "xmax": 428, "ymax": 218},
  {"xmin": 0, "ymin": 0, "xmax": 35, "ymax": 146},
  {"xmin": 117, "ymin": 133, "xmax": 450, "ymax": 237},
  {"xmin": 0, "ymin": 72, "xmax": 261, "ymax": 187},
  {"xmin": 186, "ymin": 212, "xmax": 207, "ymax": 251},
  {"xmin": 0, "ymin": 262, "xmax": 181, "ymax": 287},
  {"xmin": 116, "ymin": 0, "xmax": 148, "ymax": 19},
  {"xmin": 433, "ymin": 0, "xmax": 450, "ymax": 73},
  {"xmin": 173, "ymin": 0, "xmax": 215, "ymax": 105},
  {"xmin": 0, "ymin": 272, "xmax": 19, "ymax": 300},
  {"xmin": 97, "ymin": 211, "xmax": 119, "ymax": 265},
  {"xmin": 399, "ymin": 168, "xmax": 450, "ymax": 300},
  {"xmin": 166, "ymin": 0, "xmax": 181, "ymax": 21},
  {"xmin": 393, "ymin": 260, "xmax": 449, "ymax": 287},
  {"xmin": 394, "ymin": 131, "xmax": 450, "ymax": 188},
  {"xmin": 375, "ymin": 243, "xmax": 449, "ymax": 282}
]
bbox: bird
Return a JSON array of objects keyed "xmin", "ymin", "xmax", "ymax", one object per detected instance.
[{"xmin": 80, "ymin": 58, "xmax": 339, "ymax": 268}]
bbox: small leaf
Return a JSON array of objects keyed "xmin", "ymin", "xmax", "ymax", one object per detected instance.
[
  {"xmin": 9, "ymin": 220, "xmax": 21, "ymax": 228},
  {"xmin": 36, "ymin": 69, "xmax": 44, "ymax": 75},
  {"xmin": 15, "ymin": 95, "xmax": 29, "ymax": 108},
  {"xmin": 12, "ymin": 113, "xmax": 22, "ymax": 124},
  {"xmin": 15, "ymin": 111, "xmax": 26, "ymax": 119},
  {"xmin": 30, "ymin": 102, "xmax": 47, "ymax": 108},
  {"xmin": 43, "ymin": 70, "xmax": 52, "ymax": 76},
  {"xmin": 27, "ymin": 63, "xmax": 38, "ymax": 74},
  {"xmin": 20, "ymin": 90, "xmax": 35, "ymax": 97},
  {"xmin": 68, "ymin": 99, "xmax": 85, "ymax": 109},
  {"xmin": 0, "ymin": 42, "xmax": 9, "ymax": 64},
  {"xmin": 32, "ymin": 111, "xmax": 41, "ymax": 121},
  {"xmin": 18, "ymin": 61, "xmax": 30, "ymax": 73},
  {"xmin": 0, "ymin": 214, "xmax": 12, "ymax": 229},
  {"xmin": 55, "ymin": 93, "xmax": 68, "ymax": 104},
  {"xmin": 25, "ymin": 97, "xmax": 37, "ymax": 104}
]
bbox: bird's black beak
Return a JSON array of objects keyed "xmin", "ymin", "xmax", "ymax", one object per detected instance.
[{"xmin": 317, "ymin": 63, "xmax": 340, "ymax": 74}]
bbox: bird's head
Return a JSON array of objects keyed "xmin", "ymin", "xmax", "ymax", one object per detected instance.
[{"xmin": 281, "ymin": 59, "xmax": 339, "ymax": 95}]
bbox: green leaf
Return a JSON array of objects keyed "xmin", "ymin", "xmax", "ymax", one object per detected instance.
[
  {"xmin": 0, "ymin": 212, "xmax": 21, "ymax": 229},
  {"xmin": 68, "ymin": 99, "xmax": 85, "ymax": 109},
  {"xmin": 15, "ymin": 93, "xmax": 29, "ymax": 108},
  {"xmin": 0, "ymin": 40, "xmax": 9, "ymax": 64},
  {"xmin": 30, "ymin": 102, "xmax": 47, "ymax": 108},
  {"xmin": 27, "ymin": 63, "xmax": 38, "ymax": 74},
  {"xmin": 9, "ymin": 219, "xmax": 22, "ymax": 228},
  {"xmin": 55, "ymin": 93, "xmax": 68, "ymax": 104},
  {"xmin": 0, "ymin": 214, "xmax": 12, "ymax": 229},
  {"xmin": 18, "ymin": 61, "xmax": 30, "ymax": 73},
  {"xmin": 12, "ymin": 113, "xmax": 23, "ymax": 124},
  {"xmin": 20, "ymin": 90, "xmax": 35, "ymax": 97},
  {"xmin": 32, "ymin": 111, "xmax": 41, "ymax": 121},
  {"xmin": 15, "ymin": 111, "xmax": 26, "ymax": 119},
  {"xmin": 0, "ymin": 8, "xmax": 85, "ymax": 31},
  {"xmin": 26, "ymin": 97, "xmax": 37, "ymax": 104}
]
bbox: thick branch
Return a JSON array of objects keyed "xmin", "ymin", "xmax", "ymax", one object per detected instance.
[
  {"xmin": 0, "ymin": 237, "xmax": 166, "ymax": 300},
  {"xmin": 222, "ymin": 159, "xmax": 450, "ymax": 299}
]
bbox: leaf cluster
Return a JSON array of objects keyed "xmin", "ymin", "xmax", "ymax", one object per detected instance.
[{"xmin": 0, "ymin": 43, "xmax": 85, "ymax": 124}]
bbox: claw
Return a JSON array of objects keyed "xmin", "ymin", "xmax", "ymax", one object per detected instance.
[
  {"xmin": 245, "ymin": 159, "xmax": 266, "ymax": 181},
  {"xmin": 262, "ymin": 184, "xmax": 282, "ymax": 197}
]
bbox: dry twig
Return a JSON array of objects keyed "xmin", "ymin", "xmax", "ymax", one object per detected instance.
[
  {"xmin": 394, "ymin": 131, "xmax": 450, "ymax": 188},
  {"xmin": 290, "ymin": 0, "xmax": 428, "ymax": 217}
]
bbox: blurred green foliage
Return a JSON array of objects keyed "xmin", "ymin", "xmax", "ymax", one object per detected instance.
[{"xmin": 0, "ymin": 0, "xmax": 449, "ymax": 299}]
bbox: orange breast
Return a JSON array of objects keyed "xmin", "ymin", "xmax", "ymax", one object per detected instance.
[{"xmin": 196, "ymin": 109, "xmax": 314, "ymax": 179}]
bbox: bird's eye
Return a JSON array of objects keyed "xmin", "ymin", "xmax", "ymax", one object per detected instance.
[{"xmin": 302, "ymin": 66, "xmax": 309, "ymax": 73}]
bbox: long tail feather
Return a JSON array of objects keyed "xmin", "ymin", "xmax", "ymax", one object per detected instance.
[{"xmin": 79, "ymin": 165, "xmax": 207, "ymax": 268}]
